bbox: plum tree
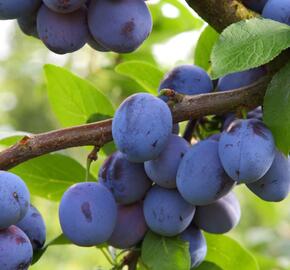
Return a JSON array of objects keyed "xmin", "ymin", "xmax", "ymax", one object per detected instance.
[
  {"xmin": 0, "ymin": 225, "xmax": 33, "ymax": 270},
  {"xmin": 108, "ymin": 202, "xmax": 148, "ymax": 249},
  {"xmin": 180, "ymin": 226, "xmax": 207, "ymax": 268},
  {"xmin": 143, "ymin": 186, "xmax": 195, "ymax": 237},
  {"xmin": 112, "ymin": 93, "xmax": 173, "ymax": 162},
  {"xmin": 37, "ymin": 5, "xmax": 88, "ymax": 54},
  {"xmin": 218, "ymin": 119, "xmax": 275, "ymax": 183},
  {"xmin": 247, "ymin": 150, "xmax": 290, "ymax": 202},
  {"xmin": 88, "ymin": 0, "xmax": 152, "ymax": 53},
  {"xmin": 177, "ymin": 140, "xmax": 235, "ymax": 205},
  {"xmin": 194, "ymin": 192, "xmax": 241, "ymax": 234},
  {"xmin": 0, "ymin": 0, "xmax": 41, "ymax": 20},
  {"xmin": 217, "ymin": 67, "xmax": 267, "ymax": 91},
  {"xmin": 43, "ymin": 0, "xmax": 86, "ymax": 14},
  {"xmin": 262, "ymin": 0, "xmax": 290, "ymax": 26},
  {"xmin": 0, "ymin": 171, "xmax": 30, "ymax": 229},
  {"xmin": 159, "ymin": 65, "xmax": 213, "ymax": 96},
  {"xmin": 99, "ymin": 151, "xmax": 152, "ymax": 205},
  {"xmin": 242, "ymin": 0, "xmax": 268, "ymax": 13},
  {"xmin": 59, "ymin": 182, "xmax": 117, "ymax": 246},
  {"xmin": 16, "ymin": 204, "xmax": 46, "ymax": 251},
  {"xmin": 144, "ymin": 135, "xmax": 190, "ymax": 189}
]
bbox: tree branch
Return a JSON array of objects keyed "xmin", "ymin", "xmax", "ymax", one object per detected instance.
[
  {"xmin": 186, "ymin": 0, "xmax": 257, "ymax": 33},
  {"xmin": 0, "ymin": 77, "xmax": 270, "ymax": 170}
]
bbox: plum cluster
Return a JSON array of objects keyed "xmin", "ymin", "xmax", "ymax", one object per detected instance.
[
  {"xmin": 0, "ymin": 0, "xmax": 152, "ymax": 54},
  {"xmin": 242, "ymin": 0, "xmax": 290, "ymax": 26},
  {"xmin": 58, "ymin": 64, "xmax": 290, "ymax": 268},
  {"xmin": 0, "ymin": 171, "xmax": 46, "ymax": 270}
]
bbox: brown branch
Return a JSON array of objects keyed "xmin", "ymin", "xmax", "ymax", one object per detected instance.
[
  {"xmin": 0, "ymin": 77, "xmax": 270, "ymax": 171},
  {"xmin": 186, "ymin": 0, "xmax": 257, "ymax": 33}
]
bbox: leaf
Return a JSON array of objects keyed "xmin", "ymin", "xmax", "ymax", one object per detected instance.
[
  {"xmin": 44, "ymin": 64, "xmax": 115, "ymax": 127},
  {"xmin": 141, "ymin": 231, "xmax": 191, "ymax": 270},
  {"xmin": 10, "ymin": 153, "xmax": 93, "ymax": 201},
  {"xmin": 32, "ymin": 234, "xmax": 71, "ymax": 264},
  {"xmin": 196, "ymin": 261, "xmax": 222, "ymax": 270},
  {"xmin": 195, "ymin": 26, "xmax": 219, "ymax": 72},
  {"xmin": 204, "ymin": 234, "xmax": 259, "ymax": 270},
  {"xmin": 0, "ymin": 131, "xmax": 31, "ymax": 147},
  {"xmin": 211, "ymin": 18, "xmax": 290, "ymax": 78},
  {"xmin": 115, "ymin": 61, "xmax": 164, "ymax": 94},
  {"xmin": 264, "ymin": 61, "xmax": 290, "ymax": 154}
]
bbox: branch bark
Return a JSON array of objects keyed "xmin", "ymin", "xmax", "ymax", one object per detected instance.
[
  {"xmin": 0, "ymin": 77, "xmax": 270, "ymax": 170},
  {"xmin": 186, "ymin": 0, "xmax": 257, "ymax": 33}
]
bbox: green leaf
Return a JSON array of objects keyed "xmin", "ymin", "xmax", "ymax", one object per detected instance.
[
  {"xmin": 204, "ymin": 234, "xmax": 259, "ymax": 270},
  {"xmin": 195, "ymin": 26, "xmax": 219, "ymax": 72},
  {"xmin": 264, "ymin": 61, "xmax": 290, "ymax": 154},
  {"xmin": 115, "ymin": 61, "xmax": 164, "ymax": 94},
  {"xmin": 196, "ymin": 261, "xmax": 222, "ymax": 270},
  {"xmin": 33, "ymin": 234, "xmax": 71, "ymax": 264},
  {"xmin": 0, "ymin": 131, "xmax": 31, "ymax": 147},
  {"xmin": 44, "ymin": 64, "xmax": 115, "ymax": 127},
  {"xmin": 141, "ymin": 231, "xmax": 191, "ymax": 270},
  {"xmin": 10, "ymin": 153, "xmax": 92, "ymax": 201},
  {"xmin": 211, "ymin": 18, "xmax": 290, "ymax": 78}
]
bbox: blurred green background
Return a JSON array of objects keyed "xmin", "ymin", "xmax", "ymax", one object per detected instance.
[{"xmin": 0, "ymin": 0, "xmax": 290, "ymax": 269}]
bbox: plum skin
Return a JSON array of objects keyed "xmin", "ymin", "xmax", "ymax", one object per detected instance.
[
  {"xmin": 112, "ymin": 93, "xmax": 173, "ymax": 163},
  {"xmin": 0, "ymin": 225, "xmax": 33, "ymax": 270},
  {"xmin": 108, "ymin": 202, "xmax": 148, "ymax": 249},
  {"xmin": 16, "ymin": 204, "xmax": 46, "ymax": 251},
  {"xmin": 0, "ymin": 171, "xmax": 30, "ymax": 229},
  {"xmin": 247, "ymin": 150, "xmax": 290, "ymax": 202},
  {"xmin": 194, "ymin": 192, "xmax": 241, "ymax": 234},
  {"xmin": 180, "ymin": 226, "xmax": 207, "ymax": 268},
  {"xmin": 144, "ymin": 134, "xmax": 190, "ymax": 189},
  {"xmin": 59, "ymin": 182, "xmax": 117, "ymax": 246},
  {"xmin": 177, "ymin": 140, "xmax": 235, "ymax": 206},
  {"xmin": 218, "ymin": 119, "xmax": 275, "ymax": 184},
  {"xmin": 143, "ymin": 186, "xmax": 195, "ymax": 237},
  {"xmin": 99, "ymin": 151, "xmax": 152, "ymax": 205}
]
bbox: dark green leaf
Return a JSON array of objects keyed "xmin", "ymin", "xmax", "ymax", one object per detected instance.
[
  {"xmin": 264, "ymin": 61, "xmax": 290, "ymax": 154},
  {"xmin": 141, "ymin": 231, "xmax": 191, "ymax": 270},
  {"xmin": 195, "ymin": 261, "xmax": 222, "ymax": 270},
  {"xmin": 211, "ymin": 18, "xmax": 290, "ymax": 78}
]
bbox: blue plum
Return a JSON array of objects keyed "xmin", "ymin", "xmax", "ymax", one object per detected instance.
[
  {"xmin": 59, "ymin": 182, "xmax": 117, "ymax": 246},
  {"xmin": 194, "ymin": 192, "xmax": 241, "ymax": 234},
  {"xmin": 43, "ymin": 0, "xmax": 86, "ymax": 14},
  {"xmin": 262, "ymin": 0, "xmax": 290, "ymax": 25},
  {"xmin": 88, "ymin": 0, "xmax": 152, "ymax": 53},
  {"xmin": 159, "ymin": 65, "xmax": 213, "ymax": 96},
  {"xmin": 37, "ymin": 5, "xmax": 88, "ymax": 54},
  {"xmin": 0, "ymin": 0, "xmax": 41, "ymax": 20},
  {"xmin": 112, "ymin": 93, "xmax": 173, "ymax": 163},
  {"xmin": 108, "ymin": 202, "xmax": 148, "ymax": 249},
  {"xmin": 16, "ymin": 204, "xmax": 46, "ymax": 251},
  {"xmin": 217, "ymin": 67, "xmax": 267, "ymax": 92},
  {"xmin": 87, "ymin": 33, "xmax": 110, "ymax": 52},
  {"xmin": 144, "ymin": 135, "xmax": 190, "ymax": 189},
  {"xmin": 143, "ymin": 186, "xmax": 195, "ymax": 237},
  {"xmin": 177, "ymin": 140, "xmax": 235, "ymax": 206},
  {"xmin": 0, "ymin": 171, "xmax": 30, "ymax": 229},
  {"xmin": 247, "ymin": 150, "xmax": 290, "ymax": 202},
  {"xmin": 180, "ymin": 226, "xmax": 207, "ymax": 268},
  {"xmin": 99, "ymin": 151, "xmax": 152, "ymax": 205},
  {"xmin": 218, "ymin": 119, "xmax": 275, "ymax": 183},
  {"xmin": 0, "ymin": 225, "xmax": 33, "ymax": 270},
  {"xmin": 242, "ymin": 0, "xmax": 268, "ymax": 13},
  {"xmin": 17, "ymin": 12, "xmax": 38, "ymax": 38}
]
